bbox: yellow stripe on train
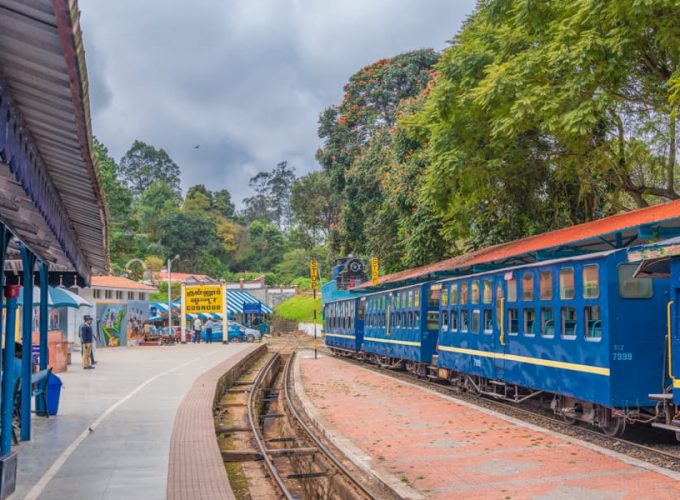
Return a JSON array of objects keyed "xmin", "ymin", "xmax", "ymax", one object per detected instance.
[
  {"xmin": 363, "ymin": 337, "xmax": 421, "ymax": 347},
  {"xmin": 437, "ymin": 345, "xmax": 609, "ymax": 376}
]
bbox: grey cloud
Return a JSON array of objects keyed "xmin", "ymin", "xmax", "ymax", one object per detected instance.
[{"xmin": 80, "ymin": 0, "xmax": 477, "ymax": 205}]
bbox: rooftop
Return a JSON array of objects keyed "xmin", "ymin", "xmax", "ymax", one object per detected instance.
[
  {"xmin": 358, "ymin": 200, "xmax": 680, "ymax": 290},
  {"xmin": 91, "ymin": 276, "xmax": 157, "ymax": 292}
]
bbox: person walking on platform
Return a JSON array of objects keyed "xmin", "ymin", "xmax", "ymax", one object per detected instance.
[
  {"xmin": 193, "ymin": 317, "xmax": 202, "ymax": 343},
  {"xmin": 80, "ymin": 315, "xmax": 95, "ymax": 370},
  {"xmin": 204, "ymin": 318, "xmax": 214, "ymax": 344}
]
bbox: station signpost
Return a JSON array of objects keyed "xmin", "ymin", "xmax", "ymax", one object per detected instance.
[{"xmin": 309, "ymin": 260, "xmax": 319, "ymax": 359}]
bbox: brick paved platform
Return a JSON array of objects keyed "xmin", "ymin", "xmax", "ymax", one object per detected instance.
[
  {"xmin": 297, "ymin": 353, "xmax": 680, "ymax": 499},
  {"xmin": 167, "ymin": 344, "xmax": 264, "ymax": 500},
  {"xmin": 14, "ymin": 343, "xmax": 254, "ymax": 500}
]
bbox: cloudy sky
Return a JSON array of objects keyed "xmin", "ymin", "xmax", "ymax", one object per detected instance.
[{"xmin": 80, "ymin": 0, "xmax": 477, "ymax": 205}]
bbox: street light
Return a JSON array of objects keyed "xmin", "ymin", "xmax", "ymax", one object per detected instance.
[{"xmin": 167, "ymin": 254, "xmax": 179, "ymax": 337}]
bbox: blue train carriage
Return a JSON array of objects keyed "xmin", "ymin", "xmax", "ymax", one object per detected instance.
[
  {"xmin": 323, "ymin": 296, "xmax": 366, "ymax": 355},
  {"xmin": 628, "ymin": 237, "xmax": 680, "ymax": 439},
  {"xmin": 363, "ymin": 282, "xmax": 439, "ymax": 375},
  {"xmin": 435, "ymin": 248, "xmax": 670, "ymax": 436}
]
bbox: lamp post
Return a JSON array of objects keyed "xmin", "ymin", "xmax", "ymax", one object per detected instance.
[{"xmin": 167, "ymin": 254, "xmax": 179, "ymax": 336}]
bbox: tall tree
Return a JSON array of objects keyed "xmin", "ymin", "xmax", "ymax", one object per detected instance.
[
  {"xmin": 119, "ymin": 140, "xmax": 182, "ymax": 196},
  {"xmin": 242, "ymin": 161, "xmax": 296, "ymax": 229},
  {"xmin": 290, "ymin": 170, "xmax": 341, "ymax": 242}
]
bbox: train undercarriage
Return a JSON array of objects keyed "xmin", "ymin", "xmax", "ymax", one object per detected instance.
[{"xmin": 328, "ymin": 346, "xmax": 680, "ymax": 441}]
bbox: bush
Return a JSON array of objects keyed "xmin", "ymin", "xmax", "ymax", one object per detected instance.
[{"xmin": 292, "ymin": 277, "xmax": 312, "ymax": 290}]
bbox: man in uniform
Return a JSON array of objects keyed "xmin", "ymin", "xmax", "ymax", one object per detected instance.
[{"xmin": 80, "ymin": 315, "xmax": 95, "ymax": 370}]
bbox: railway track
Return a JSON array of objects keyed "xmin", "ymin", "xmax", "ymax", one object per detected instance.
[
  {"xmin": 240, "ymin": 349, "xmax": 382, "ymax": 499},
  {"xmin": 323, "ymin": 348, "xmax": 680, "ymax": 474}
]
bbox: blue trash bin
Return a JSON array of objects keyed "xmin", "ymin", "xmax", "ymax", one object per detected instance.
[{"xmin": 46, "ymin": 374, "xmax": 63, "ymax": 416}]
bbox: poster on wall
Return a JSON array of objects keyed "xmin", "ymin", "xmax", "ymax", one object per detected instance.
[
  {"xmin": 126, "ymin": 300, "xmax": 149, "ymax": 341},
  {"xmin": 96, "ymin": 303, "xmax": 127, "ymax": 347}
]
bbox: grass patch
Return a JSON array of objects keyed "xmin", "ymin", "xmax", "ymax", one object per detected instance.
[{"xmin": 274, "ymin": 294, "xmax": 322, "ymax": 323}]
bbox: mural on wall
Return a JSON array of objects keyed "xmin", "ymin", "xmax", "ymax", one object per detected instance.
[
  {"xmin": 96, "ymin": 303, "xmax": 127, "ymax": 347},
  {"xmin": 126, "ymin": 301, "xmax": 149, "ymax": 340},
  {"xmin": 29, "ymin": 307, "xmax": 67, "ymax": 334}
]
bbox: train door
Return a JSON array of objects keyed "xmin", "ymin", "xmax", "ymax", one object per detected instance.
[
  {"xmin": 493, "ymin": 275, "xmax": 507, "ymax": 379},
  {"xmin": 671, "ymin": 260, "xmax": 680, "ymax": 401}
]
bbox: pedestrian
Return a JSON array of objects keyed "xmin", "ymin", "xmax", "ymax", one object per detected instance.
[
  {"xmin": 205, "ymin": 318, "xmax": 214, "ymax": 344},
  {"xmin": 193, "ymin": 317, "xmax": 202, "ymax": 343},
  {"xmin": 80, "ymin": 315, "xmax": 95, "ymax": 370}
]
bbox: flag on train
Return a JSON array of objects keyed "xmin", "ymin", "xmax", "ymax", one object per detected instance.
[
  {"xmin": 371, "ymin": 257, "xmax": 379, "ymax": 286},
  {"xmin": 309, "ymin": 260, "xmax": 319, "ymax": 291}
]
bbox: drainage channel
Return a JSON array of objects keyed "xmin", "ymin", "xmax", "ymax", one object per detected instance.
[{"xmin": 216, "ymin": 348, "xmax": 381, "ymax": 499}]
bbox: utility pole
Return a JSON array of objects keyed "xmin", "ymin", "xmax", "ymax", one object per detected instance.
[{"xmin": 167, "ymin": 254, "xmax": 179, "ymax": 337}]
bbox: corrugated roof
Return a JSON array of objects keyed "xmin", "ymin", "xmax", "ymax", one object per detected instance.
[
  {"xmin": 359, "ymin": 200, "xmax": 680, "ymax": 290},
  {"xmin": 91, "ymin": 276, "xmax": 157, "ymax": 292},
  {"xmin": 0, "ymin": 0, "xmax": 108, "ymax": 279}
]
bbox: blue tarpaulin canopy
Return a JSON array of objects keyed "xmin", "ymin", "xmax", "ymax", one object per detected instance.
[{"xmin": 12, "ymin": 286, "xmax": 92, "ymax": 308}]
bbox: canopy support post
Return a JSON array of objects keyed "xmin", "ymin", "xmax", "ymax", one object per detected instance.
[
  {"xmin": 0, "ymin": 224, "xmax": 14, "ymax": 455},
  {"xmin": 19, "ymin": 243, "xmax": 36, "ymax": 442},
  {"xmin": 36, "ymin": 261, "xmax": 49, "ymax": 415}
]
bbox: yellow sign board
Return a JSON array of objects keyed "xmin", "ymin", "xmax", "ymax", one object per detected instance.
[
  {"xmin": 185, "ymin": 285, "xmax": 223, "ymax": 314},
  {"xmin": 371, "ymin": 257, "xmax": 379, "ymax": 286},
  {"xmin": 309, "ymin": 260, "xmax": 319, "ymax": 291}
]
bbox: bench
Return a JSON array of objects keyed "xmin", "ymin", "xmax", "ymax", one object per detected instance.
[{"xmin": 31, "ymin": 367, "xmax": 52, "ymax": 417}]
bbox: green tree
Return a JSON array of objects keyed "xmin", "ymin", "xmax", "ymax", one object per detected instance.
[
  {"xmin": 234, "ymin": 220, "xmax": 285, "ymax": 272},
  {"xmin": 136, "ymin": 181, "xmax": 181, "ymax": 242},
  {"xmin": 290, "ymin": 171, "xmax": 341, "ymax": 242},
  {"xmin": 119, "ymin": 140, "xmax": 182, "ymax": 196},
  {"xmin": 242, "ymin": 161, "xmax": 296, "ymax": 228}
]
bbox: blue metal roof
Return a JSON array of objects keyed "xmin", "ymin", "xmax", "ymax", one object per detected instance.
[{"xmin": 151, "ymin": 290, "xmax": 272, "ymax": 318}]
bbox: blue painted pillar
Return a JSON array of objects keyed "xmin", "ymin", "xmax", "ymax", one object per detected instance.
[
  {"xmin": 0, "ymin": 225, "xmax": 12, "ymax": 455},
  {"xmin": 36, "ymin": 262, "xmax": 49, "ymax": 416},
  {"xmin": 20, "ymin": 244, "xmax": 36, "ymax": 442},
  {"xmin": 1, "ymin": 286, "xmax": 19, "ymax": 455}
]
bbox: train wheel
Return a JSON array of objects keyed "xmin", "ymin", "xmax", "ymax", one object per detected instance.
[
  {"xmin": 599, "ymin": 409, "xmax": 626, "ymax": 437},
  {"xmin": 560, "ymin": 413, "xmax": 578, "ymax": 426}
]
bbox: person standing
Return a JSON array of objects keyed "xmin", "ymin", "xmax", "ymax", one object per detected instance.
[
  {"xmin": 193, "ymin": 317, "xmax": 202, "ymax": 343},
  {"xmin": 80, "ymin": 315, "xmax": 95, "ymax": 370},
  {"xmin": 205, "ymin": 318, "xmax": 214, "ymax": 344}
]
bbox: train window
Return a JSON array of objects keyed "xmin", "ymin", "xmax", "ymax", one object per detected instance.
[
  {"xmin": 471, "ymin": 281, "xmax": 480, "ymax": 304},
  {"xmin": 584, "ymin": 305, "xmax": 602, "ymax": 340},
  {"xmin": 523, "ymin": 309, "xmax": 536, "ymax": 336},
  {"xmin": 460, "ymin": 283, "xmax": 469, "ymax": 304},
  {"xmin": 495, "ymin": 283, "xmax": 504, "ymax": 329},
  {"xmin": 414, "ymin": 290, "xmax": 420, "ymax": 307},
  {"xmin": 441, "ymin": 311, "xmax": 449, "ymax": 331},
  {"xmin": 408, "ymin": 311, "xmax": 414, "ymax": 328},
  {"xmin": 394, "ymin": 293, "xmax": 400, "ymax": 309},
  {"xmin": 561, "ymin": 307, "xmax": 577, "ymax": 339},
  {"xmin": 415, "ymin": 311, "xmax": 420, "ymax": 325},
  {"xmin": 460, "ymin": 310, "xmax": 469, "ymax": 332},
  {"xmin": 522, "ymin": 272, "xmax": 534, "ymax": 301},
  {"xmin": 441, "ymin": 287, "xmax": 449, "ymax": 307},
  {"xmin": 508, "ymin": 308, "xmax": 519, "ymax": 335},
  {"xmin": 582, "ymin": 265, "xmax": 600, "ymax": 299},
  {"xmin": 358, "ymin": 300, "xmax": 365, "ymax": 320},
  {"xmin": 409, "ymin": 290, "xmax": 414, "ymax": 308},
  {"xmin": 483, "ymin": 309, "xmax": 493, "ymax": 333},
  {"xmin": 539, "ymin": 271, "xmax": 553, "ymax": 300},
  {"xmin": 426, "ymin": 311, "xmax": 439, "ymax": 330},
  {"xmin": 450, "ymin": 284, "xmax": 458, "ymax": 305},
  {"xmin": 541, "ymin": 308, "xmax": 554, "ymax": 337},
  {"xmin": 507, "ymin": 278, "xmax": 517, "ymax": 302},
  {"xmin": 471, "ymin": 310, "xmax": 481, "ymax": 333},
  {"xmin": 450, "ymin": 311, "xmax": 458, "ymax": 331},
  {"xmin": 559, "ymin": 268, "xmax": 575, "ymax": 300},
  {"xmin": 483, "ymin": 280, "xmax": 493, "ymax": 304},
  {"xmin": 402, "ymin": 311, "xmax": 407, "ymax": 328},
  {"xmin": 428, "ymin": 287, "xmax": 440, "ymax": 307}
]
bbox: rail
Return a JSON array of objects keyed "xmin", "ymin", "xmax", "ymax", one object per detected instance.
[{"xmin": 283, "ymin": 351, "xmax": 378, "ymax": 499}]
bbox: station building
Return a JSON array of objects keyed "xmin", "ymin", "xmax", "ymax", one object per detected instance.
[{"xmin": 0, "ymin": 0, "xmax": 108, "ymax": 495}]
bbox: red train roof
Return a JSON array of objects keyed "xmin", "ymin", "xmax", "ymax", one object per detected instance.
[{"xmin": 357, "ymin": 200, "xmax": 680, "ymax": 290}]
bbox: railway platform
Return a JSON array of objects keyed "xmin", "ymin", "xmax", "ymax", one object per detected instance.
[
  {"xmin": 12, "ymin": 343, "xmax": 255, "ymax": 500},
  {"xmin": 296, "ymin": 353, "xmax": 680, "ymax": 499}
]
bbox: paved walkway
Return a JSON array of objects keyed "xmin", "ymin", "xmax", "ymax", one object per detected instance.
[
  {"xmin": 297, "ymin": 353, "xmax": 680, "ymax": 499},
  {"xmin": 13, "ymin": 343, "xmax": 251, "ymax": 500}
]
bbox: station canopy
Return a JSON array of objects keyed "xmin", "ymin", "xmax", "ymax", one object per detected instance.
[
  {"xmin": 356, "ymin": 200, "xmax": 680, "ymax": 291},
  {"xmin": 0, "ymin": 0, "xmax": 108, "ymax": 283}
]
